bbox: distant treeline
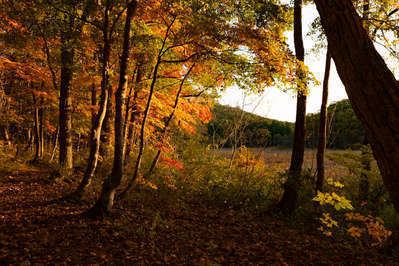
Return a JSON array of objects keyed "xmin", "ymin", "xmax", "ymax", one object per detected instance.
[
  {"xmin": 206, "ymin": 100, "xmax": 365, "ymax": 149},
  {"xmin": 206, "ymin": 104, "xmax": 293, "ymax": 148},
  {"xmin": 306, "ymin": 99, "xmax": 365, "ymax": 149}
]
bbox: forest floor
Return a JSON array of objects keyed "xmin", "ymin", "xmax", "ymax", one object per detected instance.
[{"xmin": 0, "ymin": 165, "xmax": 396, "ymax": 265}]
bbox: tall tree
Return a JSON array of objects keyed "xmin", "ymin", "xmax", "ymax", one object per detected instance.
[
  {"xmin": 118, "ymin": 16, "xmax": 177, "ymax": 199},
  {"xmin": 313, "ymin": 0, "xmax": 399, "ymax": 214},
  {"xmin": 88, "ymin": 0, "xmax": 137, "ymax": 216},
  {"xmin": 277, "ymin": 0, "xmax": 307, "ymax": 213},
  {"xmin": 58, "ymin": 1, "xmax": 92, "ymax": 175},
  {"xmin": 66, "ymin": 0, "xmax": 115, "ymax": 200},
  {"xmin": 315, "ymin": 49, "xmax": 331, "ymax": 192}
]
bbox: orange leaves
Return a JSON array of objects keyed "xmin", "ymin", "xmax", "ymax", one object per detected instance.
[
  {"xmin": 0, "ymin": 56, "xmax": 50, "ymax": 85},
  {"xmin": 0, "ymin": 13, "xmax": 27, "ymax": 34},
  {"xmin": 159, "ymin": 154, "xmax": 184, "ymax": 170}
]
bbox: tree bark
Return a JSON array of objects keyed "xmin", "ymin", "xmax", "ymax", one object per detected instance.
[
  {"xmin": 118, "ymin": 17, "xmax": 176, "ymax": 199},
  {"xmin": 50, "ymin": 127, "xmax": 59, "ymax": 162},
  {"xmin": 315, "ymin": 49, "xmax": 331, "ymax": 193},
  {"xmin": 100, "ymin": 84, "xmax": 113, "ymax": 159},
  {"xmin": 91, "ymin": 83, "xmax": 97, "ymax": 129},
  {"xmin": 357, "ymin": 0, "xmax": 371, "ymax": 202},
  {"xmin": 2, "ymin": 127, "xmax": 11, "ymax": 148},
  {"xmin": 59, "ymin": 25, "xmax": 75, "ymax": 173},
  {"xmin": 145, "ymin": 64, "xmax": 195, "ymax": 178},
  {"xmin": 313, "ymin": 0, "xmax": 399, "ymax": 213},
  {"xmin": 88, "ymin": 0, "xmax": 137, "ymax": 216},
  {"xmin": 32, "ymin": 91, "xmax": 40, "ymax": 162},
  {"xmin": 68, "ymin": 1, "xmax": 112, "ymax": 200},
  {"xmin": 58, "ymin": 3, "xmax": 91, "ymax": 174},
  {"xmin": 39, "ymin": 93, "xmax": 44, "ymax": 158},
  {"xmin": 277, "ymin": 0, "xmax": 306, "ymax": 213},
  {"xmin": 124, "ymin": 66, "xmax": 142, "ymax": 164},
  {"xmin": 122, "ymin": 69, "xmax": 137, "ymax": 158}
]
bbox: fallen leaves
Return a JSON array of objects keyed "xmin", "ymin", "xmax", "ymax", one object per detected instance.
[{"xmin": 0, "ymin": 167, "xmax": 394, "ymax": 264}]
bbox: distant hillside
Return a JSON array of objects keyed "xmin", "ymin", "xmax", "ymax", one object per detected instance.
[
  {"xmin": 207, "ymin": 100, "xmax": 365, "ymax": 149},
  {"xmin": 206, "ymin": 104, "xmax": 294, "ymax": 148},
  {"xmin": 306, "ymin": 99, "xmax": 365, "ymax": 149}
]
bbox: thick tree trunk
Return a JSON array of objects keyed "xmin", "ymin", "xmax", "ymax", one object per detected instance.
[
  {"xmin": 315, "ymin": 50, "xmax": 331, "ymax": 193},
  {"xmin": 277, "ymin": 0, "xmax": 306, "ymax": 213},
  {"xmin": 357, "ymin": 0, "xmax": 371, "ymax": 203},
  {"xmin": 58, "ymin": 3, "xmax": 91, "ymax": 173},
  {"xmin": 89, "ymin": 1, "xmax": 137, "ymax": 216},
  {"xmin": 59, "ymin": 28, "xmax": 74, "ymax": 173},
  {"xmin": 313, "ymin": 0, "xmax": 399, "ymax": 213}
]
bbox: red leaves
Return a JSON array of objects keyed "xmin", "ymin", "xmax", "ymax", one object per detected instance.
[{"xmin": 159, "ymin": 155, "xmax": 184, "ymax": 170}]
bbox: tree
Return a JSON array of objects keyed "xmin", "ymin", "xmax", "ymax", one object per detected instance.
[
  {"xmin": 58, "ymin": 1, "xmax": 93, "ymax": 175},
  {"xmin": 313, "ymin": 0, "xmax": 399, "ymax": 216},
  {"xmin": 88, "ymin": 0, "xmax": 137, "ymax": 216},
  {"xmin": 67, "ymin": 0, "xmax": 127, "ymax": 200},
  {"xmin": 315, "ymin": 49, "xmax": 331, "ymax": 192},
  {"xmin": 277, "ymin": 0, "xmax": 307, "ymax": 213}
]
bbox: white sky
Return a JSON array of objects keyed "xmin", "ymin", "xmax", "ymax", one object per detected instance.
[{"xmin": 219, "ymin": 4, "xmax": 398, "ymax": 122}]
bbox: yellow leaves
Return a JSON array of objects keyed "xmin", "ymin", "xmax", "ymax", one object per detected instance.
[
  {"xmin": 313, "ymin": 191, "xmax": 354, "ymax": 211},
  {"xmin": 326, "ymin": 178, "xmax": 344, "ymax": 188},
  {"xmin": 320, "ymin": 213, "xmax": 338, "ymax": 228},
  {"xmin": 318, "ymin": 215, "xmax": 335, "ymax": 237}
]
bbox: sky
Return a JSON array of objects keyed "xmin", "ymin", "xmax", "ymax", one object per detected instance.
[{"xmin": 219, "ymin": 4, "xmax": 398, "ymax": 122}]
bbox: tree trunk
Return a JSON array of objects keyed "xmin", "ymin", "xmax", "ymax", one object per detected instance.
[
  {"xmin": 277, "ymin": 0, "xmax": 306, "ymax": 213},
  {"xmin": 39, "ymin": 94, "xmax": 44, "ymax": 158},
  {"xmin": 3, "ymin": 127, "xmax": 11, "ymax": 148},
  {"xmin": 124, "ymin": 66, "xmax": 142, "ymax": 165},
  {"xmin": 50, "ymin": 127, "xmax": 59, "ymax": 162},
  {"xmin": 59, "ymin": 27, "xmax": 74, "ymax": 173},
  {"xmin": 68, "ymin": 1, "xmax": 112, "ymax": 200},
  {"xmin": 76, "ymin": 133, "xmax": 81, "ymax": 153},
  {"xmin": 119, "ymin": 17, "xmax": 176, "ymax": 198},
  {"xmin": 58, "ymin": 3, "xmax": 91, "ymax": 173},
  {"xmin": 91, "ymin": 83, "xmax": 97, "ymax": 129},
  {"xmin": 100, "ymin": 83, "xmax": 113, "ymax": 159},
  {"xmin": 88, "ymin": 0, "xmax": 137, "ymax": 216},
  {"xmin": 315, "ymin": 49, "xmax": 331, "ymax": 193},
  {"xmin": 313, "ymin": 0, "xmax": 399, "ymax": 213},
  {"xmin": 145, "ymin": 64, "xmax": 195, "ymax": 179},
  {"xmin": 122, "ymin": 69, "xmax": 136, "ymax": 158},
  {"xmin": 32, "ymin": 92, "xmax": 40, "ymax": 162},
  {"xmin": 25, "ymin": 128, "xmax": 33, "ymax": 152},
  {"xmin": 357, "ymin": 0, "xmax": 371, "ymax": 203}
]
